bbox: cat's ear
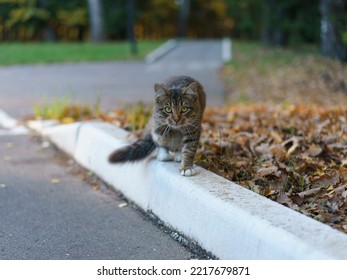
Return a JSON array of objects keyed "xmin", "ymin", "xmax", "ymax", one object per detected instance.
[
  {"xmin": 183, "ymin": 82, "xmax": 198, "ymax": 95},
  {"xmin": 154, "ymin": 83, "xmax": 167, "ymax": 97},
  {"xmin": 154, "ymin": 83, "xmax": 162, "ymax": 92}
]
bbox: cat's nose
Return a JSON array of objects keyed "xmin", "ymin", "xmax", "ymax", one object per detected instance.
[{"xmin": 173, "ymin": 117, "xmax": 180, "ymax": 124}]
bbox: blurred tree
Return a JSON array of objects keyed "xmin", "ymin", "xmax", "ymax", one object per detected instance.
[
  {"xmin": 226, "ymin": 0, "xmax": 262, "ymax": 40},
  {"xmin": 176, "ymin": 0, "xmax": 190, "ymax": 38},
  {"xmin": 189, "ymin": 0, "xmax": 229, "ymax": 38},
  {"xmin": 0, "ymin": 0, "xmax": 89, "ymax": 41},
  {"xmin": 135, "ymin": 0, "xmax": 178, "ymax": 39},
  {"xmin": 135, "ymin": 0, "xmax": 231, "ymax": 39},
  {"xmin": 88, "ymin": 0, "xmax": 104, "ymax": 42},
  {"xmin": 261, "ymin": 0, "xmax": 286, "ymax": 46},
  {"xmin": 0, "ymin": 1, "xmax": 13, "ymax": 40},
  {"xmin": 39, "ymin": 0, "xmax": 55, "ymax": 41},
  {"xmin": 260, "ymin": 0, "xmax": 320, "ymax": 47},
  {"xmin": 3, "ymin": 0, "xmax": 49, "ymax": 40},
  {"xmin": 56, "ymin": 7, "xmax": 87, "ymax": 41},
  {"xmin": 103, "ymin": 0, "xmax": 126, "ymax": 39},
  {"xmin": 41, "ymin": 0, "xmax": 88, "ymax": 41},
  {"xmin": 126, "ymin": 0, "xmax": 137, "ymax": 54},
  {"xmin": 0, "ymin": 0, "xmax": 331, "ymax": 48},
  {"xmin": 320, "ymin": 0, "xmax": 347, "ymax": 61}
]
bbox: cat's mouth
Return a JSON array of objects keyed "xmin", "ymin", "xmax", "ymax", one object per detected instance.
[
  {"xmin": 169, "ymin": 123, "xmax": 182, "ymax": 129},
  {"xmin": 167, "ymin": 121, "xmax": 185, "ymax": 130}
]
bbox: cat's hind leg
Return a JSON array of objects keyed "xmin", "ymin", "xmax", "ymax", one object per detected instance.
[{"xmin": 174, "ymin": 151, "xmax": 182, "ymax": 162}]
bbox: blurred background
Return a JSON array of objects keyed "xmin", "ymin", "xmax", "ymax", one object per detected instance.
[
  {"xmin": 0, "ymin": 0, "xmax": 346, "ymax": 113},
  {"xmin": 0, "ymin": 0, "xmax": 346, "ymax": 60}
]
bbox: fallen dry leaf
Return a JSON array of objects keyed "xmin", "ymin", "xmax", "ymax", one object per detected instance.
[
  {"xmin": 282, "ymin": 136, "xmax": 301, "ymax": 156},
  {"xmin": 61, "ymin": 117, "xmax": 75, "ymax": 124},
  {"xmin": 51, "ymin": 178, "xmax": 60, "ymax": 184},
  {"xmin": 307, "ymin": 144, "xmax": 323, "ymax": 157},
  {"xmin": 257, "ymin": 166, "xmax": 281, "ymax": 177},
  {"xmin": 118, "ymin": 202, "xmax": 128, "ymax": 208},
  {"xmin": 3, "ymin": 156, "xmax": 11, "ymax": 162},
  {"xmin": 6, "ymin": 142, "xmax": 13, "ymax": 149},
  {"xmin": 298, "ymin": 187, "xmax": 322, "ymax": 198}
]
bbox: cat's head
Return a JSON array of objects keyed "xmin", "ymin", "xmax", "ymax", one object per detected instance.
[{"xmin": 153, "ymin": 82, "xmax": 201, "ymax": 129}]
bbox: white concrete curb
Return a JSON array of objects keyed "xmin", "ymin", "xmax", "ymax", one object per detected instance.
[
  {"xmin": 145, "ymin": 39, "xmax": 178, "ymax": 64},
  {"xmin": 28, "ymin": 120, "xmax": 347, "ymax": 260}
]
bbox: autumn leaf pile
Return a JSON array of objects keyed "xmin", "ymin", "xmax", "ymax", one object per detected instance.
[{"xmin": 197, "ymin": 104, "xmax": 347, "ymax": 233}]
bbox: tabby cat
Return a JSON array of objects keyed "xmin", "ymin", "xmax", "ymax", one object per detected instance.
[{"xmin": 108, "ymin": 75, "xmax": 206, "ymax": 176}]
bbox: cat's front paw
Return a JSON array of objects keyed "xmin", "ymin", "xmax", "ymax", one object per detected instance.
[{"xmin": 180, "ymin": 168, "xmax": 195, "ymax": 176}]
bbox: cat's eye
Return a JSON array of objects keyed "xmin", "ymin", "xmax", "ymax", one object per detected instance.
[
  {"xmin": 181, "ymin": 106, "xmax": 189, "ymax": 113},
  {"xmin": 164, "ymin": 107, "xmax": 172, "ymax": 113}
]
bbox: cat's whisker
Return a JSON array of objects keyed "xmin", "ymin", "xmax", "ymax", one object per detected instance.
[
  {"xmin": 159, "ymin": 125, "xmax": 166, "ymax": 134},
  {"xmin": 158, "ymin": 124, "xmax": 170, "ymax": 136},
  {"xmin": 183, "ymin": 123, "xmax": 202, "ymax": 134},
  {"xmin": 182, "ymin": 125, "xmax": 195, "ymax": 139},
  {"xmin": 164, "ymin": 125, "xmax": 170, "ymax": 136}
]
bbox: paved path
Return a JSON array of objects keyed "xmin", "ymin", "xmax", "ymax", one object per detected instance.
[
  {"xmin": 0, "ymin": 135, "xmax": 195, "ymax": 259},
  {"xmin": 0, "ymin": 40, "xmax": 226, "ymax": 118}
]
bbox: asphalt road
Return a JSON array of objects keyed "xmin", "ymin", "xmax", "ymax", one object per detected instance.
[{"xmin": 0, "ymin": 134, "xmax": 201, "ymax": 259}]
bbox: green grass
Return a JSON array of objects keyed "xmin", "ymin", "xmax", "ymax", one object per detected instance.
[
  {"xmin": 0, "ymin": 40, "xmax": 164, "ymax": 65},
  {"xmin": 33, "ymin": 95, "xmax": 101, "ymax": 122},
  {"xmin": 126, "ymin": 101, "xmax": 152, "ymax": 131},
  {"xmin": 34, "ymin": 96, "xmax": 71, "ymax": 121}
]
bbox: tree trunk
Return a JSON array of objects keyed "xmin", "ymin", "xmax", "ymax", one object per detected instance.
[
  {"xmin": 127, "ymin": 0, "xmax": 137, "ymax": 54},
  {"xmin": 261, "ymin": 0, "xmax": 287, "ymax": 46},
  {"xmin": 39, "ymin": 0, "xmax": 56, "ymax": 41},
  {"xmin": 320, "ymin": 0, "xmax": 347, "ymax": 61},
  {"xmin": 88, "ymin": 0, "xmax": 105, "ymax": 42},
  {"xmin": 43, "ymin": 25, "xmax": 56, "ymax": 42},
  {"xmin": 177, "ymin": 0, "xmax": 190, "ymax": 38}
]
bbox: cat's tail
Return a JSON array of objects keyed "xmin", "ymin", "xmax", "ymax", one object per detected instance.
[{"xmin": 108, "ymin": 133, "xmax": 156, "ymax": 163}]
